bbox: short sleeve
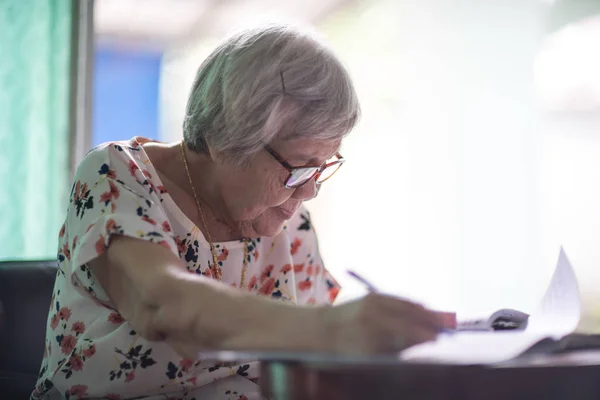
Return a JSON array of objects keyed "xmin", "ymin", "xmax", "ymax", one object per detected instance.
[
  {"xmin": 288, "ymin": 207, "xmax": 341, "ymax": 306},
  {"xmin": 60, "ymin": 144, "xmax": 177, "ymax": 302}
]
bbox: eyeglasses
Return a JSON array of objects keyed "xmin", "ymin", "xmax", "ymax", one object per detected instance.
[{"xmin": 264, "ymin": 145, "xmax": 345, "ymax": 189}]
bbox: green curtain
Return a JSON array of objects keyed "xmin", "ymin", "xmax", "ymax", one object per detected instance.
[{"xmin": 0, "ymin": 0, "xmax": 71, "ymax": 260}]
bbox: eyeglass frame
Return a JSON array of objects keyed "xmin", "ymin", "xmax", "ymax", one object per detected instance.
[{"xmin": 263, "ymin": 145, "xmax": 345, "ymax": 189}]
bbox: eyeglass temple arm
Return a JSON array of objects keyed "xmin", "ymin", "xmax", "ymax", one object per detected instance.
[{"xmin": 263, "ymin": 145, "xmax": 294, "ymax": 171}]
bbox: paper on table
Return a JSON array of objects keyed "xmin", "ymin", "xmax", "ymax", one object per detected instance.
[
  {"xmin": 400, "ymin": 247, "xmax": 581, "ymax": 364},
  {"xmin": 528, "ymin": 247, "xmax": 581, "ymax": 333}
]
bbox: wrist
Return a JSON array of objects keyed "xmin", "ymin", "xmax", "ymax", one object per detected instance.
[
  {"xmin": 216, "ymin": 295, "xmax": 329, "ymax": 353},
  {"xmin": 273, "ymin": 304, "xmax": 329, "ymax": 353}
]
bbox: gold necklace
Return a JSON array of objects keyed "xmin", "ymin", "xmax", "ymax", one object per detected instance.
[{"xmin": 180, "ymin": 140, "xmax": 249, "ymax": 288}]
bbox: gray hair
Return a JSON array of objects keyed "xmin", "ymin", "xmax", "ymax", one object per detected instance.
[{"xmin": 183, "ymin": 24, "xmax": 360, "ymax": 166}]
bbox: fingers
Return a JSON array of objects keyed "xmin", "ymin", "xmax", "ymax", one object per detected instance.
[
  {"xmin": 436, "ymin": 311, "xmax": 457, "ymax": 330},
  {"xmin": 366, "ymin": 293, "xmax": 446, "ymax": 331},
  {"xmin": 371, "ymin": 312, "xmax": 440, "ymax": 352},
  {"xmin": 340, "ymin": 293, "xmax": 446, "ymax": 354}
]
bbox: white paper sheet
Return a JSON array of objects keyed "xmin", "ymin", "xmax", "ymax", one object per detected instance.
[
  {"xmin": 528, "ymin": 247, "xmax": 581, "ymax": 333},
  {"xmin": 400, "ymin": 247, "xmax": 581, "ymax": 364}
]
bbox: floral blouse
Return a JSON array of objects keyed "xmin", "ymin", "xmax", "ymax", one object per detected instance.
[{"xmin": 32, "ymin": 137, "xmax": 340, "ymax": 400}]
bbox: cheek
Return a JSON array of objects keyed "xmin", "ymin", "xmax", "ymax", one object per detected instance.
[
  {"xmin": 234, "ymin": 172, "xmax": 290, "ymax": 213},
  {"xmin": 260, "ymin": 177, "xmax": 291, "ymax": 208},
  {"xmin": 258, "ymin": 168, "xmax": 289, "ymax": 198}
]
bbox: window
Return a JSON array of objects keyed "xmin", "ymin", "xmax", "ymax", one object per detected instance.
[{"xmin": 0, "ymin": 1, "xmax": 72, "ymax": 261}]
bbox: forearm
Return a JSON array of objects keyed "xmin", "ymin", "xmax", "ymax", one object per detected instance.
[
  {"xmin": 101, "ymin": 236, "xmax": 326, "ymax": 353},
  {"xmin": 197, "ymin": 285, "xmax": 325, "ymax": 352},
  {"xmin": 150, "ymin": 271, "xmax": 326, "ymax": 352}
]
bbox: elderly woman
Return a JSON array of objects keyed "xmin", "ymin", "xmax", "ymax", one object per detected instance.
[{"xmin": 33, "ymin": 25, "xmax": 446, "ymax": 400}]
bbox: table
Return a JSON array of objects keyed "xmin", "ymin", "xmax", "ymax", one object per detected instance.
[{"xmin": 258, "ymin": 351, "xmax": 600, "ymax": 400}]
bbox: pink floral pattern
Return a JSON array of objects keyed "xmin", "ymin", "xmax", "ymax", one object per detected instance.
[{"xmin": 32, "ymin": 137, "xmax": 340, "ymax": 400}]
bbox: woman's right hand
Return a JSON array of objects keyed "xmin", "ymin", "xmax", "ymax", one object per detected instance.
[
  {"xmin": 318, "ymin": 293, "xmax": 446, "ymax": 355},
  {"xmin": 91, "ymin": 234, "xmax": 446, "ymax": 358}
]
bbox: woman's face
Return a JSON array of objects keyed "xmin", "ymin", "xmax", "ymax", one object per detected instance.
[{"xmin": 215, "ymin": 137, "xmax": 341, "ymax": 238}]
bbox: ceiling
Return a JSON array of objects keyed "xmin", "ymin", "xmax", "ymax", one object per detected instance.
[{"xmin": 94, "ymin": 0, "xmax": 353, "ymax": 50}]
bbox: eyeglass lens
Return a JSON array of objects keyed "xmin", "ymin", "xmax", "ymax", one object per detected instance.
[{"xmin": 286, "ymin": 163, "xmax": 342, "ymax": 188}]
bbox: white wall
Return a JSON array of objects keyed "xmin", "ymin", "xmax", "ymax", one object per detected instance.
[
  {"xmin": 314, "ymin": 0, "xmax": 548, "ymax": 316},
  {"xmin": 159, "ymin": 0, "xmax": 600, "ymax": 322}
]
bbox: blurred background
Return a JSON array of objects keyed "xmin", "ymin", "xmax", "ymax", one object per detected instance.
[{"xmin": 1, "ymin": 0, "xmax": 600, "ymax": 321}]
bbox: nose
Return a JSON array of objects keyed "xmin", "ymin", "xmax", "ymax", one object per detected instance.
[{"xmin": 291, "ymin": 178, "xmax": 319, "ymax": 201}]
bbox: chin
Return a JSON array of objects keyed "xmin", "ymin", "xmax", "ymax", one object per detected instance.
[
  {"xmin": 247, "ymin": 214, "xmax": 288, "ymax": 238},
  {"xmin": 252, "ymin": 221, "xmax": 286, "ymax": 238}
]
